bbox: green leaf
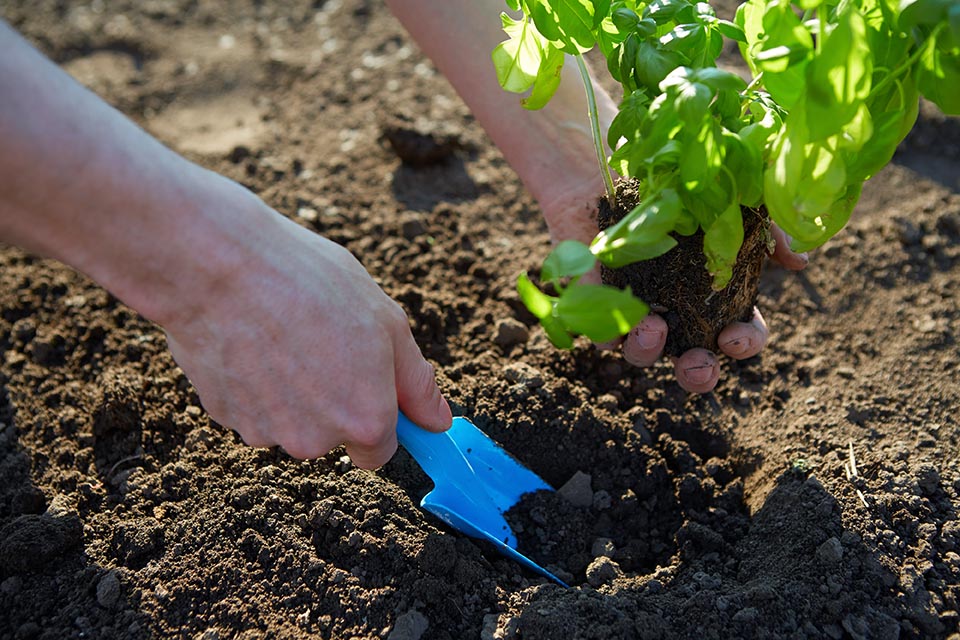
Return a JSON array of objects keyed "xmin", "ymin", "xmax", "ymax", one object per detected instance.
[
  {"xmin": 692, "ymin": 67, "xmax": 748, "ymax": 92},
  {"xmin": 678, "ymin": 169, "xmax": 735, "ymax": 228},
  {"xmin": 899, "ymin": 0, "xmax": 954, "ymax": 30},
  {"xmin": 680, "ymin": 118, "xmax": 724, "ymax": 191},
  {"xmin": 591, "ymin": 189, "xmax": 682, "ymax": 267},
  {"xmin": 517, "ymin": 271, "xmax": 554, "ymax": 318},
  {"xmin": 528, "ymin": 0, "xmax": 598, "ymax": 53},
  {"xmin": 611, "ymin": 6, "xmax": 640, "ymax": 31},
  {"xmin": 722, "ymin": 129, "xmax": 764, "ymax": 206},
  {"xmin": 643, "ymin": 0, "xmax": 691, "ymax": 25},
  {"xmin": 541, "ymin": 240, "xmax": 598, "ymax": 282},
  {"xmin": 804, "ymin": 9, "xmax": 872, "ymax": 140},
  {"xmin": 607, "ymin": 88, "xmax": 650, "ymax": 148},
  {"xmin": 522, "ymin": 42, "xmax": 566, "ymax": 109},
  {"xmin": 659, "ymin": 23, "xmax": 707, "ymax": 53},
  {"xmin": 739, "ymin": 97, "xmax": 783, "ymax": 152},
  {"xmin": 492, "ymin": 13, "xmax": 543, "ymax": 93},
  {"xmin": 764, "ymin": 109, "xmax": 849, "ymax": 248},
  {"xmin": 917, "ymin": 31, "xmax": 960, "ymax": 114},
  {"xmin": 703, "ymin": 202, "xmax": 744, "ymax": 290},
  {"xmin": 541, "ymin": 313, "xmax": 576, "ymax": 348},
  {"xmin": 634, "ymin": 40, "xmax": 686, "ymax": 90},
  {"xmin": 747, "ymin": 0, "xmax": 814, "ymax": 107},
  {"xmin": 716, "ymin": 19, "xmax": 746, "ymax": 43},
  {"xmin": 518, "ymin": 272, "xmax": 574, "ymax": 349},
  {"xmin": 670, "ymin": 79, "xmax": 713, "ymax": 125},
  {"xmin": 556, "ymin": 284, "xmax": 649, "ymax": 342}
]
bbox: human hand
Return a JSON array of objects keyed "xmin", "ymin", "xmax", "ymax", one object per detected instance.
[
  {"xmin": 0, "ymin": 20, "xmax": 450, "ymax": 467},
  {"xmin": 540, "ymin": 185, "xmax": 808, "ymax": 393},
  {"xmin": 161, "ymin": 189, "xmax": 452, "ymax": 468}
]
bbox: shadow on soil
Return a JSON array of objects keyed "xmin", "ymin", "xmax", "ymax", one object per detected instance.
[
  {"xmin": 0, "ymin": 378, "xmax": 150, "ymax": 640},
  {"xmin": 507, "ymin": 471, "xmax": 909, "ymax": 640}
]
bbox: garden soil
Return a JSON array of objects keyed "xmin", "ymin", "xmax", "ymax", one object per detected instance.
[{"xmin": 1, "ymin": 2, "xmax": 958, "ymax": 639}]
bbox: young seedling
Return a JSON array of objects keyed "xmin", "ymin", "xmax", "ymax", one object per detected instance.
[{"xmin": 494, "ymin": 0, "xmax": 959, "ymax": 353}]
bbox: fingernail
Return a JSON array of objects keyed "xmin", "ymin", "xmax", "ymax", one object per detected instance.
[
  {"xmin": 798, "ymin": 252, "xmax": 809, "ymax": 266},
  {"xmin": 634, "ymin": 329, "xmax": 662, "ymax": 350},
  {"xmin": 722, "ymin": 336, "xmax": 752, "ymax": 357},
  {"xmin": 684, "ymin": 365, "xmax": 714, "ymax": 386}
]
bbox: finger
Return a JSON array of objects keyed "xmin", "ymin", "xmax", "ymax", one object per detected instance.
[
  {"xmin": 393, "ymin": 323, "xmax": 453, "ymax": 434},
  {"xmin": 717, "ymin": 307, "xmax": 769, "ymax": 360},
  {"xmin": 237, "ymin": 430, "xmax": 274, "ymax": 449},
  {"xmin": 338, "ymin": 401, "xmax": 402, "ymax": 469},
  {"xmin": 345, "ymin": 427, "xmax": 399, "ymax": 470},
  {"xmin": 596, "ymin": 336, "xmax": 624, "ymax": 350},
  {"xmin": 622, "ymin": 314, "xmax": 668, "ymax": 367},
  {"xmin": 672, "ymin": 348, "xmax": 720, "ymax": 393},
  {"xmin": 769, "ymin": 224, "xmax": 809, "ymax": 271},
  {"xmin": 280, "ymin": 432, "xmax": 339, "ymax": 460}
]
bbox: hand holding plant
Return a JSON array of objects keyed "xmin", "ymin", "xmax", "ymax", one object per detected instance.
[{"xmin": 493, "ymin": 0, "xmax": 959, "ymax": 377}]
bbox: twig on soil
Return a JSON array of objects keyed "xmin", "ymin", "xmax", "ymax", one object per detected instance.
[
  {"xmin": 446, "ymin": 596, "xmax": 465, "ymax": 618},
  {"xmin": 843, "ymin": 442, "xmax": 859, "ymax": 480},
  {"xmin": 108, "ymin": 453, "xmax": 144, "ymax": 478},
  {"xmin": 842, "ymin": 441, "xmax": 870, "ymax": 508}
]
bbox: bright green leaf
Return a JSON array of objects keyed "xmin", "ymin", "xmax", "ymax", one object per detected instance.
[
  {"xmin": 692, "ymin": 67, "xmax": 748, "ymax": 91},
  {"xmin": 517, "ymin": 271, "xmax": 554, "ymax": 319},
  {"xmin": 716, "ymin": 19, "xmax": 746, "ymax": 43},
  {"xmin": 522, "ymin": 42, "xmax": 566, "ymax": 109},
  {"xmin": 764, "ymin": 110, "xmax": 849, "ymax": 248},
  {"xmin": 556, "ymin": 284, "xmax": 649, "ymax": 343},
  {"xmin": 703, "ymin": 201, "xmax": 744, "ymax": 290},
  {"xmin": 591, "ymin": 189, "xmax": 682, "ymax": 267},
  {"xmin": 643, "ymin": 0, "xmax": 692, "ymax": 24},
  {"xmin": 492, "ymin": 14, "xmax": 543, "ymax": 93},
  {"xmin": 541, "ymin": 313, "xmax": 576, "ymax": 348},
  {"xmin": 729, "ymin": 136, "xmax": 765, "ymax": 206},
  {"xmin": 541, "ymin": 240, "xmax": 598, "ymax": 282},
  {"xmin": 917, "ymin": 31, "xmax": 960, "ymax": 114},
  {"xmin": 680, "ymin": 118, "xmax": 724, "ymax": 191},
  {"xmin": 804, "ymin": 9, "xmax": 872, "ymax": 140},
  {"xmin": 528, "ymin": 0, "xmax": 598, "ymax": 53}
]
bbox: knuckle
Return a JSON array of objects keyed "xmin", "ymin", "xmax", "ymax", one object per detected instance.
[{"xmin": 349, "ymin": 423, "xmax": 390, "ymax": 450}]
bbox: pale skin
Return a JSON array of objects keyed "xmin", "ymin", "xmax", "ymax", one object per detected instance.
[{"xmin": 0, "ymin": 3, "xmax": 806, "ymax": 468}]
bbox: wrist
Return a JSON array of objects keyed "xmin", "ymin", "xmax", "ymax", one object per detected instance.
[{"xmin": 96, "ymin": 166, "xmax": 281, "ymax": 331}]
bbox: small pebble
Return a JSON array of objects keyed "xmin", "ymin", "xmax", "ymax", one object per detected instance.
[
  {"xmin": 915, "ymin": 464, "xmax": 940, "ymax": 494},
  {"xmin": 591, "ymin": 538, "xmax": 615, "ymax": 558},
  {"xmin": 96, "ymin": 571, "xmax": 122, "ymax": 609},
  {"xmin": 493, "ymin": 319, "xmax": 529, "ymax": 349},
  {"xmin": 558, "ymin": 471, "xmax": 593, "ymax": 508},
  {"xmin": 816, "ymin": 537, "xmax": 844, "ymax": 566},
  {"xmin": 585, "ymin": 556, "xmax": 623, "ymax": 587},
  {"xmin": 388, "ymin": 610, "xmax": 429, "ymax": 640},
  {"xmin": 502, "ymin": 362, "xmax": 543, "ymax": 388}
]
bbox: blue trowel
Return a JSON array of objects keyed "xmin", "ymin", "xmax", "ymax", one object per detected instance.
[{"xmin": 396, "ymin": 412, "xmax": 568, "ymax": 587}]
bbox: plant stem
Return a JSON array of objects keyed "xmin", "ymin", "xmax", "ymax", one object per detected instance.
[
  {"xmin": 575, "ymin": 53, "xmax": 616, "ymax": 207},
  {"xmin": 869, "ymin": 24, "xmax": 944, "ymax": 99}
]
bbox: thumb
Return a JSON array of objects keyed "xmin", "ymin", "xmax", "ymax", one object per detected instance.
[{"xmin": 393, "ymin": 326, "xmax": 452, "ymax": 433}]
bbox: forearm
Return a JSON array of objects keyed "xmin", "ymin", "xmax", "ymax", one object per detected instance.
[
  {"xmin": 0, "ymin": 20, "xmax": 268, "ymax": 326},
  {"xmin": 385, "ymin": 0, "xmax": 616, "ymax": 230}
]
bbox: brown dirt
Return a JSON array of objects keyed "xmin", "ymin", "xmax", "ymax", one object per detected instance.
[
  {"xmin": 596, "ymin": 179, "xmax": 770, "ymax": 355},
  {"xmin": 1, "ymin": 2, "xmax": 958, "ymax": 639}
]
